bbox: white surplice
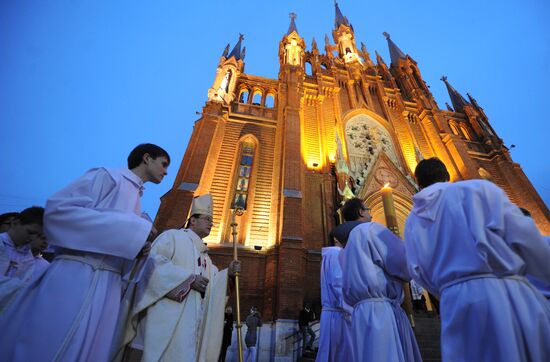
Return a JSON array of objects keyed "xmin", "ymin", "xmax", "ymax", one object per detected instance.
[
  {"xmin": 115, "ymin": 228, "xmax": 228, "ymax": 362},
  {"xmin": 0, "ymin": 232, "xmax": 37, "ymax": 312},
  {"xmin": 405, "ymin": 180, "xmax": 550, "ymax": 362},
  {"xmin": 315, "ymin": 246, "xmax": 353, "ymax": 362},
  {"xmin": 341, "ymin": 222, "xmax": 422, "ymax": 362},
  {"xmin": 0, "ymin": 167, "xmax": 151, "ymax": 362}
]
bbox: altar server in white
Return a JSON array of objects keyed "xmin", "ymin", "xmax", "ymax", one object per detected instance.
[
  {"xmin": 338, "ymin": 199, "xmax": 422, "ymax": 362},
  {"xmin": 0, "ymin": 143, "xmax": 170, "ymax": 362},
  {"xmin": 315, "ymin": 237, "xmax": 353, "ymax": 362},
  {"xmin": 405, "ymin": 157, "xmax": 550, "ymax": 362},
  {"xmin": 0, "ymin": 207, "xmax": 45, "ymax": 312},
  {"xmin": 114, "ymin": 193, "xmax": 240, "ymax": 362}
]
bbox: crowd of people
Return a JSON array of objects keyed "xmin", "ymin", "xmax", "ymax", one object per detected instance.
[
  {"xmin": 316, "ymin": 157, "xmax": 550, "ymax": 362},
  {"xmin": 0, "ymin": 143, "xmax": 240, "ymax": 362},
  {"xmin": 0, "ymin": 143, "xmax": 549, "ymax": 362}
]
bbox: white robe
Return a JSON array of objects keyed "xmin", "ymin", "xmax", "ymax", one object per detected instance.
[
  {"xmin": 405, "ymin": 180, "xmax": 550, "ymax": 362},
  {"xmin": 527, "ymin": 236, "xmax": 550, "ymax": 299},
  {"xmin": 0, "ymin": 167, "xmax": 151, "ymax": 362},
  {"xmin": 115, "ymin": 228, "xmax": 228, "ymax": 362},
  {"xmin": 0, "ymin": 232, "xmax": 36, "ymax": 312},
  {"xmin": 315, "ymin": 246, "xmax": 353, "ymax": 362},
  {"xmin": 341, "ymin": 222, "xmax": 422, "ymax": 362}
]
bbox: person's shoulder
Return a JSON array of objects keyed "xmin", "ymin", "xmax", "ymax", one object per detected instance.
[
  {"xmin": 452, "ymin": 179, "xmax": 503, "ymax": 196},
  {"xmin": 102, "ymin": 167, "xmax": 133, "ymax": 182}
]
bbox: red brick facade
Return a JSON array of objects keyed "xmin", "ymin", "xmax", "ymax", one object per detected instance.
[{"xmin": 155, "ymin": 7, "xmax": 550, "ymax": 321}]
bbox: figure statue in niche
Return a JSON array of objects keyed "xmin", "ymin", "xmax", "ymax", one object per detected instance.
[{"xmin": 219, "ymin": 71, "xmax": 231, "ymax": 94}]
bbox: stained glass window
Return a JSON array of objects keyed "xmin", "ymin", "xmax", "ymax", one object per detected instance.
[{"xmin": 232, "ymin": 141, "xmax": 255, "ymax": 210}]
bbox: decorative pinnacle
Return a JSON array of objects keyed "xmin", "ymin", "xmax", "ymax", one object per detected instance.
[
  {"xmin": 289, "ymin": 12, "xmax": 297, "ymax": 20},
  {"xmin": 440, "ymin": 75, "xmax": 447, "ymax": 82},
  {"xmin": 383, "ymin": 32, "xmax": 391, "ymax": 40},
  {"xmin": 239, "ymin": 33, "xmax": 244, "ymax": 42}
]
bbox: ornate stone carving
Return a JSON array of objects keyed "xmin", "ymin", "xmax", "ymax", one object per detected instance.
[{"xmin": 345, "ymin": 115, "xmax": 399, "ymax": 187}]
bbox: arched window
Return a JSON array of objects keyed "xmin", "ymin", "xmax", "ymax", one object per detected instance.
[
  {"xmin": 345, "ymin": 47, "xmax": 352, "ymax": 54},
  {"xmin": 232, "ymin": 141, "xmax": 255, "ymax": 210},
  {"xmin": 252, "ymin": 91, "xmax": 262, "ymax": 106},
  {"xmin": 305, "ymin": 62, "xmax": 313, "ymax": 75},
  {"xmin": 265, "ymin": 94, "xmax": 275, "ymax": 108},
  {"xmin": 239, "ymin": 89, "xmax": 249, "ymax": 103},
  {"xmin": 460, "ymin": 126, "xmax": 473, "ymax": 141},
  {"xmin": 449, "ymin": 122, "xmax": 460, "ymax": 136}
]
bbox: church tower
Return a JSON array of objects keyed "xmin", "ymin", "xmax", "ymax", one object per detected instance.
[{"xmin": 155, "ymin": 2, "xmax": 550, "ymax": 357}]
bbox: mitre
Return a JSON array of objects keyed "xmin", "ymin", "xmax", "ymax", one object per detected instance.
[{"xmin": 190, "ymin": 193, "xmax": 213, "ymax": 217}]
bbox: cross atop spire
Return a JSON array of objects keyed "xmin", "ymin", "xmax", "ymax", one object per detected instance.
[
  {"xmin": 334, "ymin": 1, "xmax": 350, "ymax": 28},
  {"xmin": 383, "ymin": 32, "xmax": 407, "ymax": 64},
  {"xmin": 287, "ymin": 12, "xmax": 299, "ymax": 35},
  {"xmin": 228, "ymin": 34, "xmax": 245, "ymax": 60},
  {"xmin": 441, "ymin": 76, "xmax": 470, "ymax": 113}
]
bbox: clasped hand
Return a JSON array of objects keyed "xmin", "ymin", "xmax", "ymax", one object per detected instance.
[
  {"xmin": 228, "ymin": 260, "xmax": 241, "ymax": 277},
  {"xmin": 191, "ymin": 275, "xmax": 210, "ymax": 294}
]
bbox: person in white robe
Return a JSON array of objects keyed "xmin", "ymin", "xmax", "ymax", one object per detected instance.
[
  {"xmin": 519, "ymin": 207, "xmax": 550, "ymax": 300},
  {"xmin": 114, "ymin": 193, "xmax": 241, "ymax": 362},
  {"xmin": 0, "ymin": 207, "xmax": 45, "ymax": 312},
  {"xmin": 315, "ymin": 241, "xmax": 353, "ymax": 362},
  {"xmin": 337, "ymin": 216, "xmax": 422, "ymax": 362},
  {"xmin": 405, "ymin": 157, "xmax": 550, "ymax": 362},
  {"xmin": 0, "ymin": 143, "xmax": 170, "ymax": 362}
]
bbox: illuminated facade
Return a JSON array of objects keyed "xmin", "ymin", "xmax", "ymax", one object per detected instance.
[{"xmin": 155, "ymin": 3, "xmax": 550, "ymax": 326}]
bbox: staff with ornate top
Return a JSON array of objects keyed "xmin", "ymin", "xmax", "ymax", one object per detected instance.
[{"xmin": 231, "ymin": 207, "xmax": 245, "ymax": 362}]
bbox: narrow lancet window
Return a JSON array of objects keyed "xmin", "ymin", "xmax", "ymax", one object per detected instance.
[{"xmin": 232, "ymin": 141, "xmax": 255, "ymax": 210}]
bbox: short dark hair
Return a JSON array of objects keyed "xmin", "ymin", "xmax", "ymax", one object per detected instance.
[
  {"xmin": 342, "ymin": 198, "xmax": 366, "ymax": 222},
  {"xmin": 127, "ymin": 143, "xmax": 170, "ymax": 169},
  {"xmin": 519, "ymin": 207, "xmax": 532, "ymax": 217},
  {"xmin": 330, "ymin": 221, "xmax": 362, "ymax": 247},
  {"xmin": 0, "ymin": 212, "xmax": 19, "ymax": 225},
  {"xmin": 414, "ymin": 158, "xmax": 450, "ymax": 189},
  {"xmin": 17, "ymin": 207, "xmax": 44, "ymax": 226},
  {"xmin": 184, "ymin": 214, "xmax": 201, "ymax": 229}
]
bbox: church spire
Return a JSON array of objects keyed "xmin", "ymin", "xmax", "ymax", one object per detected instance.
[
  {"xmin": 228, "ymin": 34, "xmax": 245, "ymax": 60},
  {"xmin": 279, "ymin": 13, "xmax": 305, "ymax": 68},
  {"xmin": 383, "ymin": 32, "xmax": 406, "ymax": 64},
  {"xmin": 334, "ymin": 1, "xmax": 350, "ymax": 28},
  {"xmin": 287, "ymin": 12, "xmax": 299, "ymax": 35},
  {"xmin": 441, "ymin": 76, "xmax": 470, "ymax": 113}
]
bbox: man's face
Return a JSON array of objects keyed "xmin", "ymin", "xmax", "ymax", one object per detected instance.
[
  {"xmin": 189, "ymin": 214, "xmax": 213, "ymax": 239},
  {"xmin": 358, "ymin": 205, "xmax": 372, "ymax": 222},
  {"xmin": 29, "ymin": 233, "xmax": 48, "ymax": 255},
  {"xmin": 10, "ymin": 221, "xmax": 44, "ymax": 247},
  {"xmin": 0, "ymin": 216, "xmax": 17, "ymax": 233},
  {"xmin": 144, "ymin": 155, "xmax": 169, "ymax": 184}
]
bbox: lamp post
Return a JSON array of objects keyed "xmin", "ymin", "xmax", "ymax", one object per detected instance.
[
  {"xmin": 231, "ymin": 207, "xmax": 245, "ymax": 362},
  {"xmin": 380, "ymin": 183, "xmax": 415, "ymax": 327}
]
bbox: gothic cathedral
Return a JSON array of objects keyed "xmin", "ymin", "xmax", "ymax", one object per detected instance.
[{"xmin": 155, "ymin": 3, "xmax": 550, "ymax": 321}]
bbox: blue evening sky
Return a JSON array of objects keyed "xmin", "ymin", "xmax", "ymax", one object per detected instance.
[{"xmin": 1, "ymin": 0, "xmax": 549, "ymax": 219}]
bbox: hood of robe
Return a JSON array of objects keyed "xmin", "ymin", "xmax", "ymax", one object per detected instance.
[
  {"xmin": 321, "ymin": 246, "xmax": 342, "ymax": 258},
  {"xmin": 411, "ymin": 182, "xmax": 451, "ymax": 221}
]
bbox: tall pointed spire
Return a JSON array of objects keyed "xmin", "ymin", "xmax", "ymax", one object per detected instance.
[
  {"xmin": 228, "ymin": 34, "xmax": 245, "ymax": 60},
  {"xmin": 287, "ymin": 12, "xmax": 298, "ymax": 35},
  {"xmin": 375, "ymin": 50, "xmax": 386, "ymax": 66},
  {"xmin": 334, "ymin": 1, "xmax": 350, "ymax": 28},
  {"xmin": 221, "ymin": 43, "xmax": 230, "ymax": 58},
  {"xmin": 383, "ymin": 32, "xmax": 406, "ymax": 64},
  {"xmin": 441, "ymin": 76, "xmax": 470, "ymax": 113}
]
